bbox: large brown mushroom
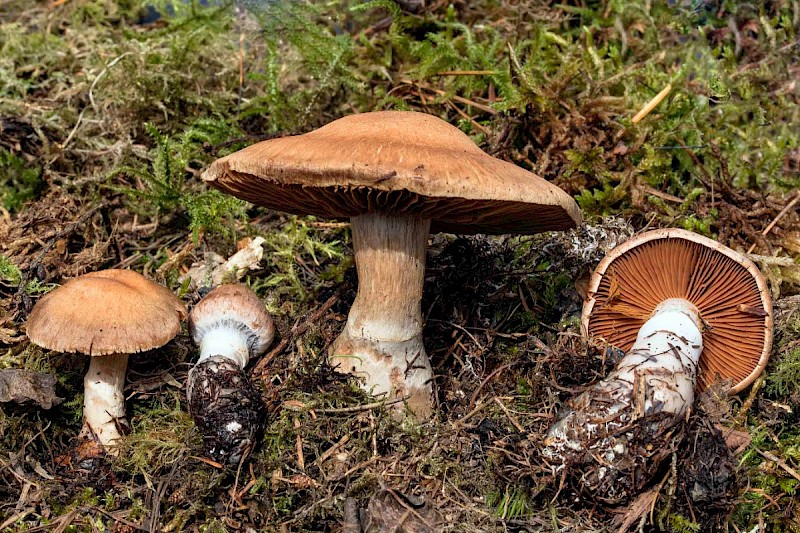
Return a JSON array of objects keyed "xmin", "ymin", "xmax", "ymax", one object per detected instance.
[
  {"xmin": 202, "ymin": 111, "xmax": 581, "ymax": 417},
  {"xmin": 544, "ymin": 228, "xmax": 773, "ymax": 502},
  {"xmin": 26, "ymin": 269, "xmax": 187, "ymax": 451}
]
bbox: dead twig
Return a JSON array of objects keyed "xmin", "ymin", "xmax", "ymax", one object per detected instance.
[
  {"xmin": 255, "ymin": 293, "xmax": 339, "ymax": 378},
  {"xmin": 14, "ymin": 204, "xmax": 102, "ymax": 310},
  {"xmin": 313, "ymin": 395, "xmax": 410, "ymax": 414},
  {"xmin": 386, "ymin": 488, "xmax": 438, "ymax": 531},
  {"xmin": 631, "ymin": 83, "xmax": 672, "ymax": 124},
  {"xmin": 399, "ymin": 79, "xmax": 497, "ymax": 115},
  {"xmin": 734, "ymin": 375, "xmax": 764, "ymax": 427},
  {"xmin": 757, "ymin": 449, "xmax": 800, "ymax": 482},
  {"xmin": 190, "ymin": 455, "xmax": 224, "ymax": 469},
  {"xmin": 468, "ymin": 362, "xmax": 517, "ymax": 410},
  {"xmin": 0, "ymin": 509, "xmax": 33, "ymax": 530},
  {"xmin": 294, "ymin": 417, "xmax": 305, "ymax": 471},
  {"xmin": 493, "ymin": 397, "xmax": 525, "ymax": 432},
  {"xmin": 315, "ymin": 434, "xmax": 350, "ymax": 466},
  {"xmin": 747, "ymin": 190, "xmax": 800, "ymax": 253}
]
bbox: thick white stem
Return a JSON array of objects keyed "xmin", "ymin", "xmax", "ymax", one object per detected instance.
[
  {"xmin": 330, "ymin": 214, "xmax": 433, "ymax": 418},
  {"xmin": 197, "ymin": 326, "xmax": 251, "ymax": 368},
  {"xmin": 546, "ymin": 298, "xmax": 703, "ymax": 454},
  {"xmin": 603, "ymin": 298, "xmax": 703, "ymax": 416},
  {"xmin": 82, "ymin": 353, "xmax": 129, "ymax": 451}
]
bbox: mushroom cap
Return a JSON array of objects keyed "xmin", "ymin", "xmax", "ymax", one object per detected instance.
[
  {"xmin": 188, "ymin": 284, "xmax": 274, "ymax": 357},
  {"xmin": 202, "ymin": 111, "xmax": 581, "ymax": 235},
  {"xmin": 582, "ymin": 228, "xmax": 773, "ymax": 393},
  {"xmin": 26, "ymin": 269, "xmax": 188, "ymax": 356}
]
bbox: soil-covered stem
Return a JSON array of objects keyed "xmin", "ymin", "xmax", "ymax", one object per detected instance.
[
  {"xmin": 82, "ymin": 352, "xmax": 129, "ymax": 451},
  {"xmin": 329, "ymin": 213, "xmax": 433, "ymax": 418}
]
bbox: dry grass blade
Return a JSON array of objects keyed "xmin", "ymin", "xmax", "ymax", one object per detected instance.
[
  {"xmin": 756, "ymin": 449, "xmax": 800, "ymax": 482},
  {"xmin": 631, "ymin": 84, "xmax": 672, "ymax": 124},
  {"xmin": 747, "ymin": 191, "xmax": 800, "ymax": 253}
]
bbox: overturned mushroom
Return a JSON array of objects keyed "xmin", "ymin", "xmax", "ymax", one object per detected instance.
[
  {"xmin": 544, "ymin": 228, "xmax": 773, "ymax": 502},
  {"xmin": 187, "ymin": 284, "xmax": 274, "ymax": 465},
  {"xmin": 202, "ymin": 111, "xmax": 581, "ymax": 418},
  {"xmin": 26, "ymin": 270, "xmax": 187, "ymax": 452}
]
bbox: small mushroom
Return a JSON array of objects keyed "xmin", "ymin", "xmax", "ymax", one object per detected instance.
[
  {"xmin": 187, "ymin": 284, "xmax": 274, "ymax": 464},
  {"xmin": 544, "ymin": 228, "xmax": 773, "ymax": 502},
  {"xmin": 25, "ymin": 269, "xmax": 187, "ymax": 452},
  {"xmin": 202, "ymin": 111, "xmax": 581, "ymax": 418}
]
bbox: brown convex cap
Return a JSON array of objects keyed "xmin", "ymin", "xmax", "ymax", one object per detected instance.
[
  {"xmin": 582, "ymin": 228, "xmax": 773, "ymax": 393},
  {"xmin": 202, "ymin": 111, "xmax": 582, "ymax": 234},
  {"xmin": 26, "ymin": 269, "xmax": 188, "ymax": 356},
  {"xmin": 188, "ymin": 284, "xmax": 274, "ymax": 357}
]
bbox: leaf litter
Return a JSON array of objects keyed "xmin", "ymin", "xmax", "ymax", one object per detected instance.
[{"xmin": 0, "ymin": 1, "xmax": 799, "ymax": 531}]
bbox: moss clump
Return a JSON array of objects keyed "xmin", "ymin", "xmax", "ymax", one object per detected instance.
[
  {"xmin": 0, "ymin": 254, "xmax": 22, "ymax": 284},
  {"xmin": 2, "ymin": 1, "xmax": 800, "ymax": 531},
  {"xmin": 114, "ymin": 392, "xmax": 197, "ymax": 487},
  {"xmin": 253, "ymin": 216, "xmax": 347, "ymax": 315},
  {"xmin": 110, "ymin": 121, "xmax": 248, "ymax": 241},
  {"xmin": 766, "ymin": 311, "xmax": 800, "ymax": 400},
  {"xmin": 0, "ymin": 148, "xmax": 42, "ymax": 212}
]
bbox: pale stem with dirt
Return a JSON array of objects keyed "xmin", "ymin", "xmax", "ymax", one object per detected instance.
[
  {"xmin": 329, "ymin": 213, "xmax": 433, "ymax": 417},
  {"xmin": 81, "ymin": 353, "xmax": 129, "ymax": 450},
  {"xmin": 546, "ymin": 298, "xmax": 703, "ymax": 453}
]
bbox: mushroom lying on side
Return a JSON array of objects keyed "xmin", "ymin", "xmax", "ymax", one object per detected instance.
[
  {"xmin": 187, "ymin": 284, "xmax": 274, "ymax": 465},
  {"xmin": 544, "ymin": 228, "xmax": 773, "ymax": 503},
  {"xmin": 202, "ymin": 111, "xmax": 581, "ymax": 418},
  {"xmin": 26, "ymin": 270, "xmax": 187, "ymax": 452}
]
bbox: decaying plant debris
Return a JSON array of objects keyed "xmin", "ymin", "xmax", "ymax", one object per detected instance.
[{"xmin": 1, "ymin": 1, "xmax": 799, "ymax": 531}]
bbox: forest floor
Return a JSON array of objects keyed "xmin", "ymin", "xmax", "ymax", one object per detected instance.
[{"xmin": 1, "ymin": 1, "xmax": 799, "ymax": 531}]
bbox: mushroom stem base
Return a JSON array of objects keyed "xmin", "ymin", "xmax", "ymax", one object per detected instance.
[
  {"xmin": 331, "ymin": 328, "xmax": 433, "ymax": 418},
  {"xmin": 187, "ymin": 356, "xmax": 263, "ymax": 465},
  {"xmin": 81, "ymin": 353, "xmax": 130, "ymax": 452},
  {"xmin": 544, "ymin": 298, "xmax": 703, "ymax": 502}
]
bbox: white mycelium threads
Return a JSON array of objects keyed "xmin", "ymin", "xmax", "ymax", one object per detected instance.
[{"xmin": 195, "ymin": 321, "xmax": 255, "ymax": 369}]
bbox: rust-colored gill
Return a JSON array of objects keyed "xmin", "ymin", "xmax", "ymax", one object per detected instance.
[{"xmin": 587, "ymin": 238, "xmax": 769, "ymax": 391}]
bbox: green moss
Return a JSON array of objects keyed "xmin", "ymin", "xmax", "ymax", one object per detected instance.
[
  {"xmin": 110, "ymin": 121, "xmax": 247, "ymax": 242},
  {"xmin": 241, "ymin": 1, "xmax": 362, "ymax": 132},
  {"xmin": 198, "ymin": 519, "xmax": 228, "ymax": 533},
  {"xmin": 0, "ymin": 254, "xmax": 22, "ymax": 284},
  {"xmin": 767, "ymin": 314, "xmax": 800, "ymax": 397},
  {"xmin": 252, "ymin": 216, "xmax": 346, "ymax": 314},
  {"xmin": 114, "ymin": 392, "xmax": 197, "ymax": 488},
  {"xmin": 667, "ymin": 513, "xmax": 701, "ymax": 533},
  {"xmin": 0, "ymin": 148, "xmax": 42, "ymax": 212},
  {"xmin": 0, "ymin": 21, "xmax": 71, "ymax": 100},
  {"xmin": 487, "ymin": 486, "xmax": 531, "ymax": 520}
]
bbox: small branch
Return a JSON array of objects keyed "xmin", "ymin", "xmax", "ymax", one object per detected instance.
[
  {"xmin": 747, "ymin": 191, "xmax": 800, "ymax": 253},
  {"xmin": 315, "ymin": 434, "xmax": 350, "ymax": 466},
  {"xmin": 294, "ymin": 417, "xmax": 305, "ymax": 471},
  {"xmin": 15, "ymin": 205, "xmax": 102, "ymax": 309},
  {"xmin": 400, "ymin": 79, "xmax": 497, "ymax": 115},
  {"xmin": 493, "ymin": 397, "xmax": 525, "ymax": 432},
  {"xmin": 757, "ymin": 449, "xmax": 800, "ymax": 482},
  {"xmin": 312, "ymin": 395, "xmax": 410, "ymax": 414},
  {"xmin": 468, "ymin": 362, "xmax": 517, "ymax": 410},
  {"xmin": 255, "ymin": 294, "xmax": 339, "ymax": 378}
]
